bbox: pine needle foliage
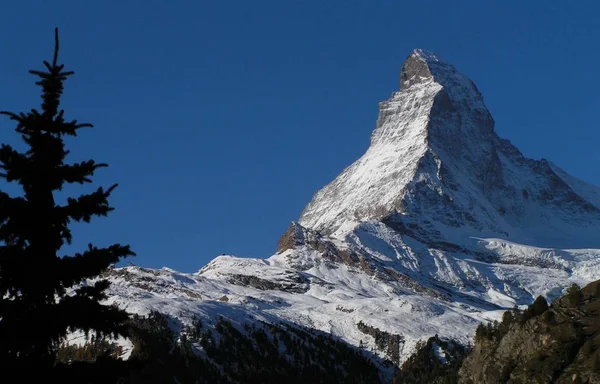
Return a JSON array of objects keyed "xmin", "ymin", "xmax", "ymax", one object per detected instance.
[{"xmin": 0, "ymin": 28, "xmax": 135, "ymax": 371}]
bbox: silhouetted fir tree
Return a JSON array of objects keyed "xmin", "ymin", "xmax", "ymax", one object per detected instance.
[{"xmin": 0, "ymin": 28, "xmax": 134, "ymax": 372}]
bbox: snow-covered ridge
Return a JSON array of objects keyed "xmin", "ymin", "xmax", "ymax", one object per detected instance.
[
  {"xmin": 95, "ymin": 49, "xmax": 600, "ymax": 368},
  {"xmin": 101, "ymin": 220, "xmax": 600, "ymax": 366}
]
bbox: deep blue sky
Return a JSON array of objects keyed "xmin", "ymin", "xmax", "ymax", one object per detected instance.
[{"xmin": 0, "ymin": 1, "xmax": 598, "ymax": 272}]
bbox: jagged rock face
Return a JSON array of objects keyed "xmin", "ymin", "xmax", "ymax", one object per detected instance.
[
  {"xmin": 299, "ymin": 49, "xmax": 600, "ymax": 249},
  {"xmin": 458, "ymin": 280, "xmax": 600, "ymax": 384},
  {"xmin": 399, "ymin": 51, "xmax": 434, "ymax": 90}
]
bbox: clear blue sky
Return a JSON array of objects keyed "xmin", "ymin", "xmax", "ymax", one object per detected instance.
[{"xmin": 0, "ymin": 1, "xmax": 598, "ymax": 272}]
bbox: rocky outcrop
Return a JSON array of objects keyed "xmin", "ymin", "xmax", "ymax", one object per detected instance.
[
  {"xmin": 276, "ymin": 222, "xmax": 308, "ymax": 253},
  {"xmin": 227, "ymin": 273, "xmax": 310, "ymax": 294},
  {"xmin": 104, "ymin": 267, "xmax": 203, "ymax": 299},
  {"xmin": 399, "ymin": 49, "xmax": 434, "ymax": 90},
  {"xmin": 276, "ymin": 222, "xmax": 374, "ymax": 274},
  {"xmin": 458, "ymin": 280, "xmax": 600, "ymax": 384}
]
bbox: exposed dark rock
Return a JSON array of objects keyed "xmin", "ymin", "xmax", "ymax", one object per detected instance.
[
  {"xmin": 335, "ymin": 305, "xmax": 355, "ymax": 313},
  {"xmin": 400, "ymin": 50, "xmax": 434, "ymax": 90},
  {"xmin": 227, "ymin": 273, "xmax": 310, "ymax": 294},
  {"xmin": 104, "ymin": 268, "xmax": 203, "ymax": 298},
  {"xmin": 384, "ymin": 268, "xmax": 450, "ymax": 301},
  {"xmin": 276, "ymin": 222, "xmax": 307, "ymax": 253}
]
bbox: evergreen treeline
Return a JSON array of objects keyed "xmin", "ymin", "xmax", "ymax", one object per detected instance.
[
  {"xmin": 56, "ymin": 311, "xmax": 383, "ymax": 384},
  {"xmin": 393, "ymin": 335, "xmax": 468, "ymax": 384}
]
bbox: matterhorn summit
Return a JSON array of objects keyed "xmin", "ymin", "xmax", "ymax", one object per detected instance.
[
  {"xmin": 299, "ymin": 49, "xmax": 600, "ymax": 249},
  {"xmin": 93, "ymin": 49, "xmax": 600, "ymax": 373}
]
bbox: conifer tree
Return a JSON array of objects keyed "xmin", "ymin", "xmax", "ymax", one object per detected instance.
[{"xmin": 0, "ymin": 28, "xmax": 134, "ymax": 369}]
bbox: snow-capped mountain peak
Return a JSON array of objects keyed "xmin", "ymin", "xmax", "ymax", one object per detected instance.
[
  {"xmin": 298, "ymin": 49, "xmax": 600, "ymax": 250},
  {"xmin": 93, "ymin": 50, "xmax": 600, "ymax": 371}
]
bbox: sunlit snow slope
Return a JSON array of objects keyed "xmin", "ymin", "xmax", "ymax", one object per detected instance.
[{"xmin": 100, "ymin": 49, "xmax": 600, "ymax": 367}]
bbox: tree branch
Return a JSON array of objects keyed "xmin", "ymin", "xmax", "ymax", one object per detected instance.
[
  {"xmin": 58, "ymin": 243, "xmax": 135, "ymax": 287},
  {"xmin": 57, "ymin": 184, "xmax": 119, "ymax": 222},
  {"xmin": 57, "ymin": 160, "xmax": 108, "ymax": 184}
]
